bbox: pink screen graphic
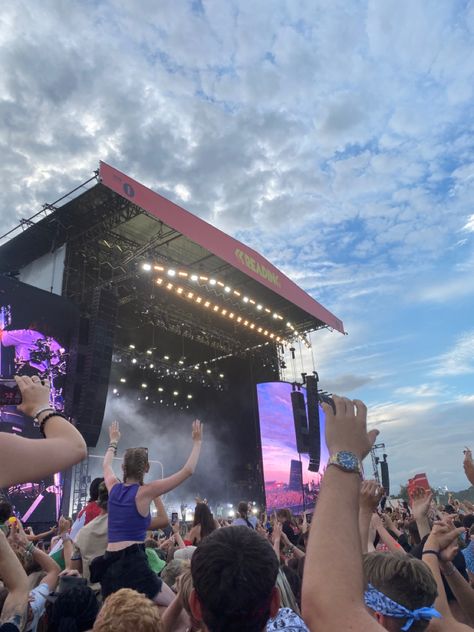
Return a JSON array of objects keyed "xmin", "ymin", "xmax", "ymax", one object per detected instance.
[{"xmin": 257, "ymin": 381, "xmax": 329, "ymax": 513}]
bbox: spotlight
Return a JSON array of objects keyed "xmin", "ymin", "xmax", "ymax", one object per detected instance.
[
  {"xmin": 206, "ymin": 369, "xmax": 212, "ymax": 374},
  {"xmin": 145, "ymin": 396, "xmax": 149, "ymax": 401},
  {"xmin": 112, "ymin": 388, "xmax": 118, "ymax": 394},
  {"xmin": 132, "ymin": 358, "xmax": 137, "ymax": 364},
  {"xmin": 224, "ymin": 286, "xmax": 231, "ymax": 293},
  {"xmin": 141, "ymin": 383, "xmax": 147, "ymax": 388},
  {"xmin": 173, "ymin": 391, "xmax": 179, "ymax": 396},
  {"xmin": 219, "ymin": 373, "xmax": 224, "ymax": 378},
  {"xmin": 187, "ymin": 394, "xmax": 193, "ymax": 399},
  {"xmin": 142, "ymin": 263, "xmax": 152, "ymax": 271},
  {"xmin": 164, "ymin": 355, "xmax": 170, "ymax": 360},
  {"xmin": 243, "ymin": 297, "xmax": 249, "ymax": 303},
  {"xmin": 178, "ymin": 360, "xmax": 184, "ymax": 365},
  {"xmin": 190, "ymin": 274, "xmax": 198, "ymax": 281},
  {"xmin": 129, "ymin": 344, "xmax": 135, "ymax": 349},
  {"xmin": 146, "ymin": 349, "xmax": 152, "ymax": 355},
  {"xmin": 158, "ymin": 387, "xmax": 164, "ymax": 392},
  {"xmin": 149, "ymin": 363, "xmax": 154, "ymax": 369},
  {"xmin": 120, "ymin": 378, "xmax": 126, "ymax": 383},
  {"xmin": 257, "ymin": 304, "xmax": 263, "ymax": 310},
  {"xmin": 167, "ymin": 269, "xmax": 176, "ymax": 277},
  {"xmin": 209, "ymin": 279, "xmax": 217, "ymax": 285}
]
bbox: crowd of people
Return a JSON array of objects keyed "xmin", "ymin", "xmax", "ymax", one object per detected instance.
[{"xmin": 1, "ymin": 374, "xmax": 474, "ymax": 631}]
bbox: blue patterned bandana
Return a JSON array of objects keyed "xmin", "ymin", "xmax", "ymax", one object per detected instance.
[{"xmin": 364, "ymin": 584, "xmax": 441, "ymax": 631}]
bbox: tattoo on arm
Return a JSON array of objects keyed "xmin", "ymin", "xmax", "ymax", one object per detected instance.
[{"xmin": 0, "ymin": 599, "xmax": 28, "ymax": 630}]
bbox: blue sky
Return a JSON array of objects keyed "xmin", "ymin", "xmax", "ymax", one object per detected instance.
[{"xmin": 0, "ymin": 0, "xmax": 473, "ymax": 491}]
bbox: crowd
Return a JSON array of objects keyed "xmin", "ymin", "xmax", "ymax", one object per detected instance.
[{"xmin": 1, "ymin": 374, "xmax": 474, "ymax": 631}]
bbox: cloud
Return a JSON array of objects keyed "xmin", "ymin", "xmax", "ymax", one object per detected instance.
[
  {"xmin": 431, "ymin": 330, "xmax": 474, "ymax": 376},
  {"xmin": 463, "ymin": 215, "xmax": 474, "ymax": 232}
]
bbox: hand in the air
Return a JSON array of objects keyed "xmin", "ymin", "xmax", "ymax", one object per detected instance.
[
  {"xmin": 108, "ymin": 420, "xmax": 121, "ymax": 443},
  {"xmin": 412, "ymin": 487, "xmax": 433, "ymax": 520},
  {"xmin": 15, "ymin": 375, "xmax": 51, "ymax": 418},
  {"xmin": 192, "ymin": 419, "xmax": 203, "ymax": 442},
  {"xmin": 360, "ymin": 480, "xmax": 385, "ymax": 513}
]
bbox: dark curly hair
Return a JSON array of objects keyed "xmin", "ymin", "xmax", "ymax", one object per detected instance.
[
  {"xmin": 193, "ymin": 503, "xmax": 216, "ymax": 540},
  {"xmin": 47, "ymin": 584, "xmax": 99, "ymax": 632}
]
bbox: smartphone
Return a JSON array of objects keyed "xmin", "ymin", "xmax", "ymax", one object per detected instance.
[
  {"xmin": 306, "ymin": 513, "xmax": 313, "ymax": 524},
  {"xmin": 0, "ymin": 379, "xmax": 22, "ymax": 406},
  {"xmin": 171, "ymin": 512, "xmax": 178, "ymax": 525}
]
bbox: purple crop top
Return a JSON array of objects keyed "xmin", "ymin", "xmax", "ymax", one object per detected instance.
[{"xmin": 108, "ymin": 483, "xmax": 151, "ymax": 543}]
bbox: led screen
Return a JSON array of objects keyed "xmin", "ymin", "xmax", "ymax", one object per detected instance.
[
  {"xmin": 0, "ymin": 276, "xmax": 78, "ymax": 525},
  {"xmin": 257, "ymin": 381, "xmax": 329, "ymax": 514}
]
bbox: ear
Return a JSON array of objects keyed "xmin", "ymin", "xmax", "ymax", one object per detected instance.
[
  {"xmin": 190, "ymin": 588, "xmax": 203, "ymax": 622},
  {"xmin": 269, "ymin": 586, "xmax": 280, "ymax": 618}
]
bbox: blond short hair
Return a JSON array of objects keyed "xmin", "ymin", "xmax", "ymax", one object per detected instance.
[
  {"xmin": 363, "ymin": 552, "xmax": 437, "ymax": 632},
  {"xmin": 93, "ymin": 588, "xmax": 163, "ymax": 632}
]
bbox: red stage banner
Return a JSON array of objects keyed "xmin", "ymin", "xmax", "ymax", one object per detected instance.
[{"xmin": 99, "ymin": 161, "xmax": 344, "ymax": 334}]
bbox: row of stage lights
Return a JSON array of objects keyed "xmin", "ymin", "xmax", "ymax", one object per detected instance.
[
  {"xmin": 141, "ymin": 262, "xmax": 310, "ymax": 347},
  {"xmin": 111, "ymin": 387, "xmax": 193, "ymax": 410}
]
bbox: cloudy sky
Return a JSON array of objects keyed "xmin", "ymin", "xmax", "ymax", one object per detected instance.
[{"xmin": 1, "ymin": 1, "xmax": 473, "ymax": 492}]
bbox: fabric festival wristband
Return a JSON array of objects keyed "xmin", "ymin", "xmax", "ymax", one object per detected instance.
[
  {"xmin": 39, "ymin": 411, "xmax": 69, "ymax": 438},
  {"xmin": 422, "ymin": 550, "xmax": 440, "ymax": 558}
]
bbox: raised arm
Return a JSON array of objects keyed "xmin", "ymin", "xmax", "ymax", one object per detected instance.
[
  {"xmin": 0, "ymin": 530, "xmax": 29, "ymax": 630},
  {"xmin": 139, "ymin": 420, "xmax": 203, "ymax": 501},
  {"xmin": 103, "ymin": 420, "xmax": 120, "ymax": 491},
  {"xmin": 359, "ymin": 480, "xmax": 384, "ymax": 554},
  {"xmin": 463, "ymin": 449, "xmax": 474, "ymax": 487},
  {"xmin": 149, "ymin": 496, "xmax": 170, "ymax": 530},
  {"xmin": 301, "ymin": 396, "xmax": 384, "ymax": 632},
  {"xmin": 422, "ymin": 520, "xmax": 471, "ymax": 631},
  {"xmin": 0, "ymin": 376, "xmax": 87, "ymax": 487},
  {"xmin": 412, "ymin": 487, "xmax": 433, "ymax": 540},
  {"xmin": 10, "ymin": 520, "xmax": 60, "ymax": 591}
]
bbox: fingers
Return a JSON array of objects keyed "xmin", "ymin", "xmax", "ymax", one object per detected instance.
[{"xmin": 367, "ymin": 429, "xmax": 380, "ymax": 447}]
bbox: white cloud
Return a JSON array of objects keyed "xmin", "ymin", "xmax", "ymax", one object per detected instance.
[
  {"xmin": 432, "ymin": 331, "xmax": 474, "ymax": 376},
  {"xmin": 464, "ymin": 215, "xmax": 474, "ymax": 232}
]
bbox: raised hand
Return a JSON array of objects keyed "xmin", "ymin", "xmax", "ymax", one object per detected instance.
[
  {"xmin": 108, "ymin": 420, "xmax": 121, "ymax": 444},
  {"xmin": 464, "ymin": 447, "xmax": 473, "ymax": 464},
  {"xmin": 427, "ymin": 518, "xmax": 464, "ymax": 554},
  {"xmin": 322, "ymin": 396, "xmax": 379, "ymax": 460},
  {"xmin": 192, "ymin": 419, "xmax": 203, "ymax": 442},
  {"xmin": 15, "ymin": 375, "xmax": 51, "ymax": 418},
  {"xmin": 412, "ymin": 487, "xmax": 433, "ymax": 520},
  {"xmin": 360, "ymin": 480, "xmax": 384, "ymax": 513}
]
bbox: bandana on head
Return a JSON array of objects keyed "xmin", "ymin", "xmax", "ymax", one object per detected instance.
[{"xmin": 364, "ymin": 584, "xmax": 441, "ymax": 631}]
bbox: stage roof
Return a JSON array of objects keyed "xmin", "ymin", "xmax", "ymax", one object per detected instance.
[{"xmin": 0, "ymin": 162, "xmax": 344, "ymax": 345}]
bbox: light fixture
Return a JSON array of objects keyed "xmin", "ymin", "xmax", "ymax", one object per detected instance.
[
  {"xmin": 132, "ymin": 358, "xmax": 137, "ymax": 364},
  {"xmin": 167, "ymin": 269, "xmax": 176, "ymax": 277},
  {"xmin": 158, "ymin": 387, "xmax": 164, "ymax": 392},
  {"xmin": 142, "ymin": 263, "xmax": 152, "ymax": 271},
  {"xmin": 190, "ymin": 274, "xmax": 198, "ymax": 281},
  {"xmin": 129, "ymin": 344, "xmax": 135, "ymax": 349},
  {"xmin": 149, "ymin": 363, "xmax": 154, "ymax": 369},
  {"xmin": 120, "ymin": 378, "xmax": 126, "ymax": 383},
  {"xmin": 243, "ymin": 297, "xmax": 249, "ymax": 303},
  {"xmin": 209, "ymin": 279, "xmax": 217, "ymax": 285},
  {"xmin": 141, "ymin": 383, "xmax": 147, "ymax": 388},
  {"xmin": 173, "ymin": 391, "xmax": 179, "ymax": 396},
  {"xmin": 146, "ymin": 349, "xmax": 152, "ymax": 355},
  {"xmin": 257, "ymin": 304, "xmax": 263, "ymax": 311},
  {"xmin": 224, "ymin": 286, "xmax": 231, "ymax": 293},
  {"xmin": 187, "ymin": 394, "xmax": 193, "ymax": 399},
  {"xmin": 112, "ymin": 388, "xmax": 118, "ymax": 394},
  {"xmin": 164, "ymin": 355, "xmax": 170, "ymax": 360},
  {"xmin": 219, "ymin": 373, "xmax": 224, "ymax": 378},
  {"xmin": 206, "ymin": 369, "xmax": 212, "ymax": 374}
]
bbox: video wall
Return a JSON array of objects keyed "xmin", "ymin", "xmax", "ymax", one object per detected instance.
[
  {"xmin": 257, "ymin": 381, "xmax": 329, "ymax": 513},
  {"xmin": 0, "ymin": 276, "xmax": 79, "ymax": 524}
]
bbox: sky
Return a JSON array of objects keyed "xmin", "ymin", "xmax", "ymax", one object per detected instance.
[{"xmin": 1, "ymin": 0, "xmax": 473, "ymax": 492}]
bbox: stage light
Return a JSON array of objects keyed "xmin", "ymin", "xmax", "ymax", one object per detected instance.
[
  {"xmin": 244, "ymin": 320, "xmax": 249, "ymax": 326},
  {"xmin": 252, "ymin": 508, "xmax": 258, "ymax": 515},
  {"xmin": 234, "ymin": 290, "xmax": 241, "ymax": 296},
  {"xmin": 250, "ymin": 324, "xmax": 255, "ymax": 329},
  {"xmin": 178, "ymin": 271, "xmax": 188, "ymax": 277},
  {"xmin": 132, "ymin": 358, "xmax": 137, "ymax": 364},
  {"xmin": 204, "ymin": 301, "xmax": 210, "ymax": 307},
  {"xmin": 120, "ymin": 378, "xmax": 126, "ymax": 383},
  {"xmin": 164, "ymin": 355, "xmax": 170, "ymax": 360},
  {"xmin": 265, "ymin": 308, "xmax": 271, "ymax": 313},
  {"xmin": 149, "ymin": 363, "xmax": 154, "ymax": 368},
  {"xmin": 158, "ymin": 387, "xmax": 164, "ymax": 392},
  {"xmin": 156, "ymin": 278, "xmax": 163, "ymax": 285},
  {"xmin": 217, "ymin": 281, "xmax": 224, "ymax": 287},
  {"xmin": 187, "ymin": 291, "xmax": 194, "ymax": 298},
  {"xmin": 187, "ymin": 394, "xmax": 193, "ymax": 399},
  {"xmin": 221, "ymin": 309, "xmax": 227, "ymax": 315},
  {"xmin": 209, "ymin": 279, "xmax": 217, "ymax": 285},
  {"xmin": 173, "ymin": 391, "xmax": 179, "ymax": 396},
  {"xmin": 196, "ymin": 297, "xmax": 202, "ymax": 303},
  {"xmin": 167, "ymin": 269, "xmax": 176, "ymax": 277},
  {"xmin": 177, "ymin": 287, "xmax": 183, "ymax": 294},
  {"xmin": 199, "ymin": 275, "xmax": 208, "ymax": 281},
  {"xmin": 194, "ymin": 365, "xmax": 199, "ymax": 369},
  {"xmin": 257, "ymin": 304, "xmax": 263, "ymax": 310},
  {"xmin": 219, "ymin": 373, "xmax": 224, "ymax": 378},
  {"xmin": 237, "ymin": 316, "xmax": 242, "ymax": 322},
  {"xmin": 257, "ymin": 327, "xmax": 262, "ymax": 333},
  {"xmin": 190, "ymin": 274, "xmax": 198, "ymax": 281},
  {"xmin": 145, "ymin": 396, "xmax": 149, "ymax": 401},
  {"xmin": 228, "ymin": 509, "xmax": 235, "ymax": 518},
  {"xmin": 154, "ymin": 265, "xmax": 165, "ymax": 271},
  {"xmin": 146, "ymin": 349, "xmax": 152, "ymax": 355},
  {"xmin": 142, "ymin": 263, "xmax": 152, "ymax": 271},
  {"xmin": 243, "ymin": 297, "xmax": 249, "ymax": 303},
  {"xmin": 273, "ymin": 313, "xmax": 278, "ymax": 318},
  {"xmin": 249, "ymin": 299, "xmax": 256, "ymax": 305},
  {"xmin": 224, "ymin": 286, "xmax": 231, "ymax": 293},
  {"xmin": 213, "ymin": 305, "xmax": 219, "ymax": 311},
  {"xmin": 113, "ymin": 388, "xmax": 118, "ymax": 394},
  {"xmin": 160, "ymin": 399, "xmax": 163, "ymax": 403},
  {"xmin": 141, "ymin": 383, "xmax": 147, "ymax": 388},
  {"xmin": 206, "ymin": 369, "xmax": 211, "ymax": 374},
  {"xmin": 129, "ymin": 344, "xmax": 135, "ymax": 349}
]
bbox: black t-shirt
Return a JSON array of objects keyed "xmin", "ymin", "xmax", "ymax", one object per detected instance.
[
  {"xmin": 282, "ymin": 521, "xmax": 299, "ymax": 546},
  {"xmin": 0, "ymin": 624, "xmax": 21, "ymax": 632}
]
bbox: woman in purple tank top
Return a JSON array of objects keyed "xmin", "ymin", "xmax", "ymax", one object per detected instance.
[{"xmin": 90, "ymin": 419, "xmax": 203, "ymax": 605}]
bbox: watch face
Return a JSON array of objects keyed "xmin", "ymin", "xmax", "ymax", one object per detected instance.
[{"xmin": 337, "ymin": 451, "xmax": 359, "ymax": 471}]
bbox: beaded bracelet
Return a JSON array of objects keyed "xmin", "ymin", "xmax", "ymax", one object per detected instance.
[{"xmin": 38, "ymin": 411, "xmax": 70, "ymax": 438}]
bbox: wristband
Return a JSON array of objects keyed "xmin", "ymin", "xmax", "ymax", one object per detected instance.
[
  {"xmin": 108, "ymin": 444, "xmax": 118, "ymax": 456},
  {"xmin": 422, "ymin": 549, "xmax": 440, "ymax": 559},
  {"xmin": 38, "ymin": 411, "xmax": 69, "ymax": 438},
  {"xmin": 33, "ymin": 408, "xmax": 55, "ymax": 424},
  {"xmin": 61, "ymin": 534, "xmax": 72, "ymax": 543}
]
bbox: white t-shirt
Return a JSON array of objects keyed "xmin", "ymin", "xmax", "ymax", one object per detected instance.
[{"xmin": 27, "ymin": 582, "xmax": 49, "ymax": 632}]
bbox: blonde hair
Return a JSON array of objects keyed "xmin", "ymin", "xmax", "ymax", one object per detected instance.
[
  {"xmin": 363, "ymin": 552, "xmax": 437, "ymax": 632},
  {"xmin": 93, "ymin": 588, "xmax": 162, "ymax": 632},
  {"xmin": 123, "ymin": 448, "xmax": 149, "ymax": 485}
]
